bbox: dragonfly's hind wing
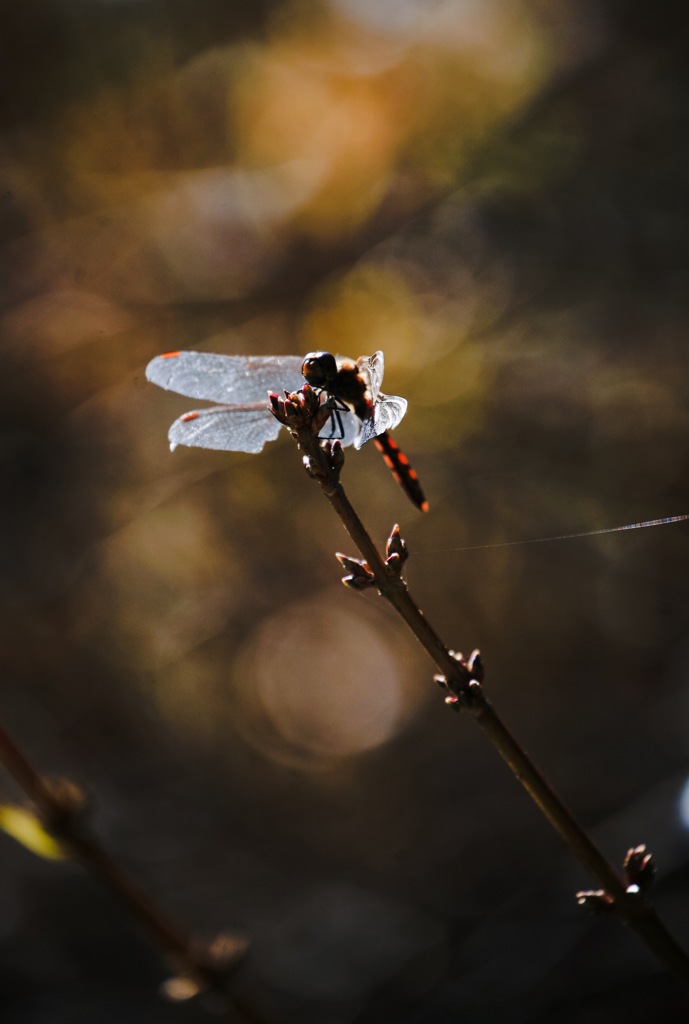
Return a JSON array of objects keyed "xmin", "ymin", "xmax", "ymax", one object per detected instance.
[
  {"xmin": 168, "ymin": 404, "xmax": 283, "ymax": 454},
  {"xmin": 318, "ymin": 405, "xmax": 361, "ymax": 448},
  {"xmin": 354, "ymin": 350, "xmax": 385, "ymax": 401},
  {"xmin": 146, "ymin": 352, "xmax": 304, "ymax": 404},
  {"xmin": 355, "ymin": 392, "xmax": 407, "ymax": 449}
]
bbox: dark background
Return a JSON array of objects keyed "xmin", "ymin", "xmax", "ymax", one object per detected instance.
[{"xmin": 1, "ymin": 1, "xmax": 689, "ymax": 1021}]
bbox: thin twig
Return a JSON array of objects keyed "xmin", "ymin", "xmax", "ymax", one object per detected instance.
[
  {"xmin": 0, "ymin": 722, "xmax": 270, "ymax": 1022},
  {"xmin": 279, "ymin": 402, "xmax": 689, "ymax": 988}
]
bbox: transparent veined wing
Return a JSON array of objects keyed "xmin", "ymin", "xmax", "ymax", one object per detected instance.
[
  {"xmin": 146, "ymin": 351, "xmax": 304, "ymax": 404},
  {"xmin": 351, "ymin": 350, "xmax": 407, "ymax": 447},
  {"xmin": 355, "ymin": 350, "xmax": 385, "ymax": 401},
  {"xmin": 168, "ymin": 403, "xmax": 284, "ymax": 454},
  {"xmin": 318, "ymin": 403, "xmax": 361, "ymax": 448},
  {"xmin": 355, "ymin": 393, "xmax": 408, "ymax": 448},
  {"xmin": 168, "ymin": 398, "xmax": 360, "ymax": 454}
]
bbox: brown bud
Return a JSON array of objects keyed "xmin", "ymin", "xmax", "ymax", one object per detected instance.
[
  {"xmin": 336, "ymin": 552, "xmax": 375, "ymax": 590},
  {"xmin": 385, "ymin": 552, "xmax": 404, "ymax": 575},
  {"xmin": 300, "ymin": 383, "xmax": 321, "ymax": 415},
  {"xmin": 385, "ymin": 524, "xmax": 409, "ymax": 565},
  {"xmin": 320, "ymin": 439, "xmax": 344, "ymax": 477},
  {"xmin": 329, "ymin": 439, "xmax": 345, "ymax": 471},
  {"xmin": 40, "ymin": 777, "xmax": 90, "ymax": 836},
  {"xmin": 576, "ymin": 889, "xmax": 615, "ymax": 913},
  {"xmin": 202, "ymin": 930, "xmax": 250, "ymax": 969},
  {"xmin": 342, "ymin": 574, "xmax": 376, "ymax": 591},
  {"xmin": 466, "ymin": 649, "xmax": 484, "ymax": 682},
  {"xmin": 336, "ymin": 553, "xmax": 370, "ymax": 574},
  {"xmin": 623, "ymin": 844, "xmax": 656, "ymax": 892}
]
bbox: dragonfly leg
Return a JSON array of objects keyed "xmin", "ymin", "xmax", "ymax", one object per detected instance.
[{"xmin": 321, "ymin": 397, "xmax": 349, "ymax": 441}]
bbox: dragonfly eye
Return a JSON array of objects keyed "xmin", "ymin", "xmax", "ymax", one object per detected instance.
[{"xmin": 301, "ymin": 351, "xmax": 337, "ymax": 388}]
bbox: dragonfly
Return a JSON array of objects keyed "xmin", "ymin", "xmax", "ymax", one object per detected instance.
[{"xmin": 145, "ymin": 349, "xmax": 429, "ymax": 512}]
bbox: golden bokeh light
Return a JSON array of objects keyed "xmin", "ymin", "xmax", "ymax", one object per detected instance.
[{"xmin": 232, "ymin": 594, "xmax": 429, "ymax": 767}]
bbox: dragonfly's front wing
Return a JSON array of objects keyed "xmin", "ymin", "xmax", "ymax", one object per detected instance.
[
  {"xmin": 168, "ymin": 404, "xmax": 284, "ymax": 454},
  {"xmin": 146, "ymin": 351, "xmax": 304, "ymax": 404}
]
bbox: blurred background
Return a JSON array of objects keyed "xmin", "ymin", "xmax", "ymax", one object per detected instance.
[{"xmin": 1, "ymin": 0, "xmax": 689, "ymax": 1021}]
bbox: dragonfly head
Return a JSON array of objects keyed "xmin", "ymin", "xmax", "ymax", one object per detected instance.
[{"xmin": 301, "ymin": 351, "xmax": 338, "ymax": 389}]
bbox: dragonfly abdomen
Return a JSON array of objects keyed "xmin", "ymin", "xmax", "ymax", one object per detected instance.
[{"xmin": 374, "ymin": 431, "xmax": 429, "ymax": 513}]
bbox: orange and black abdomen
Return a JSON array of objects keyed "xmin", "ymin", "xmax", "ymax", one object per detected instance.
[{"xmin": 374, "ymin": 431, "xmax": 429, "ymax": 512}]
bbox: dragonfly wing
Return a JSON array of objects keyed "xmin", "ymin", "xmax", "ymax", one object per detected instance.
[
  {"xmin": 355, "ymin": 350, "xmax": 385, "ymax": 401},
  {"xmin": 355, "ymin": 393, "xmax": 407, "ymax": 449},
  {"xmin": 317, "ymin": 405, "xmax": 361, "ymax": 448},
  {"xmin": 146, "ymin": 352, "xmax": 304, "ymax": 404},
  {"xmin": 168, "ymin": 405, "xmax": 283, "ymax": 454}
]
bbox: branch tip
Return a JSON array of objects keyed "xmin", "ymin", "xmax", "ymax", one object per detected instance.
[{"xmin": 269, "ymin": 385, "xmax": 323, "ymax": 436}]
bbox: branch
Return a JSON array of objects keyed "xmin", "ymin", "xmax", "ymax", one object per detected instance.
[
  {"xmin": 0, "ymin": 722, "xmax": 271, "ymax": 1022},
  {"xmin": 270, "ymin": 387, "xmax": 689, "ymax": 989}
]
